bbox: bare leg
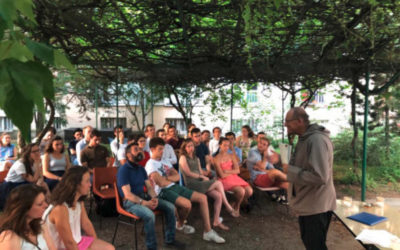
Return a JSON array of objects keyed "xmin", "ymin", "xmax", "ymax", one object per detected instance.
[
  {"xmin": 230, "ymin": 186, "xmax": 245, "ymax": 214},
  {"xmin": 207, "ymin": 181, "xmax": 234, "ymax": 213},
  {"xmin": 207, "ymin": 190, "xmax": 222, "ymax": 225},
  {"xmin": 88, "ymin": 238, "xmax": 115, "ymax": 250},
  {"xmin": 174, "ymin": 197, "xmax": 192, "ymax": 227},
  {"xmin": 190, "ymin": 191, "xmax": 211, "ymax": 232}
]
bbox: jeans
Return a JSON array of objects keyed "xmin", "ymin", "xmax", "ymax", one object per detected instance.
[
  {"xmin": 123, "ymin": 197, "xmax": 176, "ymax": 250},
  {"xmin": 298, "ymin": 211, "xmax": 333, "ymax": 250}
]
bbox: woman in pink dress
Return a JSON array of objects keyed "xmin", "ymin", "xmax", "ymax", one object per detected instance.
[{"xmin": 214, "ymin": 138, "xmax": 253, "ymax": 216}]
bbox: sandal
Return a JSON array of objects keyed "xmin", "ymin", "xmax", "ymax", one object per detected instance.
[
  {"xmin": 227, "ymin": 207, "xmax": 240, "ymax": 218},
  {"xmin": 213, "ymin": 222, "xmax": 230, "ymax": 231}
]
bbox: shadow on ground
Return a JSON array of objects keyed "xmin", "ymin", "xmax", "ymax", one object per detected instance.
[{"xmin": 90, "ymin": 190, "xmax": 363, "ymax": 250}]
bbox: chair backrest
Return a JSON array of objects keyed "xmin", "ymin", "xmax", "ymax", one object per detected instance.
[
  {"xmin": 0, "ymin": 170, "xmax": 8, "ymax": 183},
  {"xmin": 113, "ymin": 182, "xmax": 126, "ymax": 214},
  {"xmin": 93, "ymin": 167, "xmax": 118, "ymax": 190}
]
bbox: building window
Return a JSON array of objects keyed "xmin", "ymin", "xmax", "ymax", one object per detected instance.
[
  {"xmin": 100, "ymin": 117, "xmax": 127, "ymax": 129},
  {"xmin": 246, "ymin": 91, "xmax": 258, "ymax": 103},
  {"xmin": 53, "ymin": 117, "xmax": 62, "ymax": 130},
  {"xmin": 232, "ymin": 119, "xmax": 259, "ymax": 133},
  {"xmin": 166, "ymin": 118, "xmax": 186, "ymax": 135},
  {"xmin": 0, "ymin": 117, "xmax": 14, "ymax": 131}
]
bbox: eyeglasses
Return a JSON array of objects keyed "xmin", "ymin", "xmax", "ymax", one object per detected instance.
[{"xmin": 285, "ymin": 118, "xmax": 298, "ymax": 124}]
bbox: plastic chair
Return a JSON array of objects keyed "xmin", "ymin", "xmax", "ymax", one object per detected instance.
[
  {"xmin": 112, "ymin": 182, "xmax": 164, "ymax": 250},
  {"xmin": 0, "ymin": 170, "xmax": 8, "ymax": 183},
  {"xmin": 92, "ymin": 167, "xmax": 118, "ymax": 228}
]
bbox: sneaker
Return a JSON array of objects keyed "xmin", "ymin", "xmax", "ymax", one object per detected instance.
[
  {"xmin": 176, "ymin": 222, "xmax": 195, "ymax": 234},
  {"xmin": 203, "ymin": 229, "xmax": 226, "ymax": 243},
  {"xmin": 164, "ymin": 240, "xmax": 186, "ymax": 249}
]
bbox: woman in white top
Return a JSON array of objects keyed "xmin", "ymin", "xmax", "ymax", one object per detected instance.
[
  {"xmin": 42, "ymin": 136, "xmax": 71, "ymax": 191},
  {"xmin": 0, "ymin": 184, "xmax": 56, "ymax": 250},
  {"xmin": 0, "ymin": 144, "xmax": 49, "ymax": 210},
  {"xmin": 43, "ymin": 167, "xmax": 114, "ymax": 250}
]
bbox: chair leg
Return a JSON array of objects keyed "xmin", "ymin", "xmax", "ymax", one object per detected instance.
[
  {"xmin": 134, "ymin": 221, "xmax": 138, "ymax": 250},
  {"xmin": 112, "ymin": 217, "xmax": 120, "ymax": 244}
]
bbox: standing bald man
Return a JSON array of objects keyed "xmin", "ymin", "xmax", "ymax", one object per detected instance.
[{"xmin": 282, "ymin": 107, "xmax": 336, "ymax": 250}]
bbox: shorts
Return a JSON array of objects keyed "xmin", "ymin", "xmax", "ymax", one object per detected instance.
[
  {"xmin": 78, "ymin": 236, "xmax": 94, "ymax": 250},
  {"xmin": 159, "ymin": 184, "xmax": 194, "ymax": 204},
  {"xmin": 254, "ymin": 174, "xmax": 274, "ymax": 188}
]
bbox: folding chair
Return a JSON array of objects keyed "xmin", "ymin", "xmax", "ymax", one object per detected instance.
[{"xmin": 112, "ymin": 183, "xmax": 164, "ymax": 250}]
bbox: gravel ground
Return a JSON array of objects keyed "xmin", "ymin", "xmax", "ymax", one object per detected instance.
[{"xmin": 90, "ymin": 189, "xmax": 363, "ymax": 250}]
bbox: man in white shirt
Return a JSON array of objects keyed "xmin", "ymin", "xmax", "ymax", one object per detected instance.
[
  {"xmin": 155, "ymin": 129, "xmax": 177, "ymax": 166},
  {"xmin": 110, "ymin": 125, "xmax": 125, "ymax": 167},
  {"xmin": 145, "ymin": 137, "xmax": 225, "ymax": 244},
  {"xmin": 208, "ymin": 127, "xmax": 221, "ymax": 155},
  {"xmin": 75, "ymin": 125, "xmax": 93, "ymax": 166}
]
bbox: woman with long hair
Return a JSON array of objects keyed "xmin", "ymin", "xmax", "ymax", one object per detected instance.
[
  {"xmin": 215, "ymin": 138, "xmax": 253, "ymax": 216},
  {"xmin": 0, "ymin": 144, "xmax": 49, "ymax": 209},
  {"xmin": 0, "ymin": 132, "xmax": 17, "ymax": 172},
  {"xmin": 43, "ymin": 167, "xmax": 114, "ymax": 250},
  {"xmin": 179, "ymin": 139, "xmax": 238, "ymax": 231},
  {"xmin": 42, "ymin": 136, "xmax": 71, "ymax": 191},
  {"xmin": 235, "ymin": 125, "xmax": 255, "ymax": 160},
  {"xmin": 136, "ymin": 134, "xmax": 150, "ymax": 167},
  {"xmin": 0, "ymin": 184, "xmax": 56, "ymax": 249}
]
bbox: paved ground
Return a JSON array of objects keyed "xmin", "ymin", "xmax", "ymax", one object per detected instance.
[{"xmin": 89, "ymin": 190, "xmax": 380, "ymax": 250}]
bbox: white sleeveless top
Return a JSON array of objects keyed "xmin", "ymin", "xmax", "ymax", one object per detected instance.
[
  {"xmin": 43, "ymin": 202, "xmax": 82, "ymax": 249},
  {"xmin": 20, "ymin": 233, "xmax": 48, "ymax": 250}
]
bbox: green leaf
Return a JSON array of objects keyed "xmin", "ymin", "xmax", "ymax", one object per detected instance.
[
  {"xmin": 0, "ymin": 61, "xmax": 34, "ymax": 141},
  {"xmin": 0, "ymin": 0, "xmax": 17, "ymax": 26},
  {"xmin": 0, "ymin": 40, "xmax": 34, "ymax": 61},
  {"xmin": 0, "ymin": 17, "xmax": 6, "ymax": 39},
  {"xmin": 25, "ymin": 39, "xmax": 54, "ymax": 65},
  {"xmin": 54, "ymin": 50, "xmax": 75, "ymax": 71},
  {"xmin": 14, "ymin": 0, "xmax": 36, "ymax": 24}
]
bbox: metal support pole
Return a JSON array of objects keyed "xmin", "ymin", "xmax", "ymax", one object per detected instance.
[
  {"xmin": 361, "ymin": 68, "xmax": 370, "ymax": 201},
  {"xmin": 95, "ymin": 84, "xmax": 98, "ymax": 129},
  {"xmin": 230, "ymin": 83, "xmax": 234, "ymax": 131},
  {"xmin": 282, "ymin": 90, "xmax": 285, "ymax": 143}
]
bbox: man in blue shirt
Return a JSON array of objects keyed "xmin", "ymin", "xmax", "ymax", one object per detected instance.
[
  {"xmin": 225, "ymin": 132, "xmax": 243, "ymax": 163},
  {"xmin": 117, "ymin": 142, "xmax": 184, "ymax": 250},
  {"xmin": 191, "ymin": 128, "xmax": 213, "ymax": 177}
]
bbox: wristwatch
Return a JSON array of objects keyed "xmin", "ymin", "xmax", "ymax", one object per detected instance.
[{"xmin": 139, "ymin": 199, "xmax": 143, "ymax": 205}]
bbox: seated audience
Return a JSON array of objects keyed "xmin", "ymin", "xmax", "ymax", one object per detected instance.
[
  {"xmin": 163, "ymin": 122, "xmax": 170, "ymax": 134},
  {"xmin": 186, "ymin": 124, "xmax": 196, "ymax": 139},
  {"xmin": 166, "ymin": 126, "xmax": 183, "ymax": 151},
  {"xmin": 110, "ymin": 125, "xmax": 125, "ymax": 167},
  {"xmin": 68, "ymin": 128, "xmax": 82, "ymax": 165},
  {"xmin": 201, "ymin": 130, "xmax": 211, "ymax": 148},
  {"xmin": 144, "ymin": 124, "xmax": 156, "ymax": 153},
  {"xmin": 43, "ymin": 167, "xmax": 114, "ymax": 250},
  {"xmin": 76, "ymin": 126, "xmax": 93, "ymax": 166},
  {"xmin": 117, "ymin": 134, "xmax": 135, "ymax": 166},
  {"xmin": 39, "ymin": 127, "xmax": 57, "ymax": 155},
  {"xmin": 209, "ymin": 127, "xmax": 221, "ymax": 155},
  {"xmin": 179, "ymin": 139, "xmax": 238, "ymax": 231},
  {"xmin": 137, "ymin": 134, "xmax": 151, "ymax": 167},
  {"xmin": 247, "ymin": 137, "xmax": 288, "ymax": 190},
  {"xmin": 214, "ymin": 138, "xmax": 253, "ymax": 215},
  {"xmin": 225, "ymin": 132, "xmax": 242, "ymax": 163},
  {"xmin": 156, "ymin": 129, "xmax": 177, "ymax": 166},
  {"xmin": 42, "ymin": 136, "xmax": 71, "ymax": 191},
  {"xmin": 0, "ymin": 144, "xmax": 49, "ymax": 209},
  {"xmin": 190, "ymin": 128, "xmax": 213, "ymax": 177},
  {"xmin": 146, "ymin": 138, "xmax": 225, "ymax": 243},
  {"xmin": 0, "ymin": 184, "xmax": 56, "ymax": 249},
  {"xmin": 0, "ymin": 132, "xmax": 17, "ymax": 172},
  {"xmin": 80, "ymin": 129, "xmax": 112, "ymax": 172},
  {"xmin": 117, "ymin": 142, "xmax": 184, "ymax": 250},
  {"xmin": 252, "ymin": 132, "xmax": 279, "ymax": 165},
  {"xmin": 235, "ymin": 125, "xmax": 255, "ymax": 161}
]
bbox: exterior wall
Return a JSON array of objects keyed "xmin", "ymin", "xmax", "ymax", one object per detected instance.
[{"xmin": 1, "ymin": 84, "xmax": 352, "ymax": 138}]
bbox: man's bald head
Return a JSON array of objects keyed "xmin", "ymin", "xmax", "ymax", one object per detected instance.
[{"xmin": 289, "ymin": 107, "xmax": 310, "ymax": 126}]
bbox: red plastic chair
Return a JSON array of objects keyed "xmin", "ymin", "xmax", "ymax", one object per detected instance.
[
  {"xmin": 0, "ymin": 170, "xmax": 8, "ymax": 184},
  {"xmin": 112, "ymin": 182, "xmax": 164, "ymax": 250}
]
